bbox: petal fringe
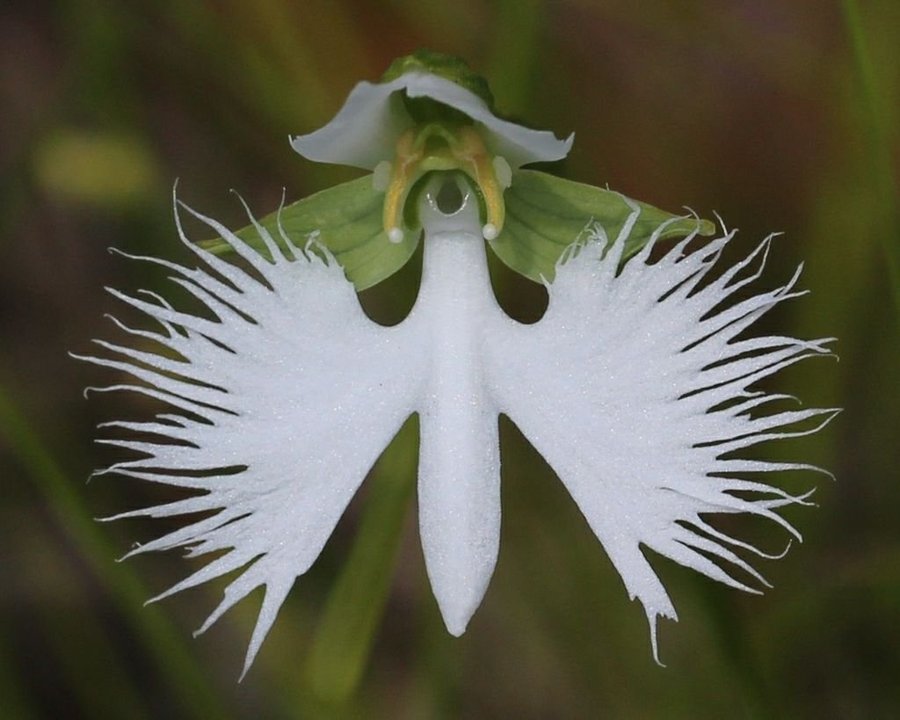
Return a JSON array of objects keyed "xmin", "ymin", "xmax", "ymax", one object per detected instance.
[
  {"xmin": 82, "ymin": 195, "xmax": 423, "ymax": 673},
  {"xmin": 487, "ymin": 209, "xmax": 835, "ymax": 663}
]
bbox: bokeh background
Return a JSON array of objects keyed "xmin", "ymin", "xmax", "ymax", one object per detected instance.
[{"xmin": 1, "ymin": 1, "xmax": 898, "ymax": 718}]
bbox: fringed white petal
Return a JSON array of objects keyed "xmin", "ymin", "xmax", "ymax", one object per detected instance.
[
  {"xmin": 485, "ymin": 208, "xmax": 835, "ymax": 663},
  {"xmin": 290, "ymin": 72, "xmax": 572, "ymax": 171},
  {"xmin": 80, "ymin": 196, "xmax": 425, "ymax": 676}
]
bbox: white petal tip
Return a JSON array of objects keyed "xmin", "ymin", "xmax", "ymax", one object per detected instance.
[
  {"xmin": 435, "ymin": 591, "xmax": 482, "ymax": 637},
  {"xmin": 443, "ymin": 614, "xmax": 470, "ymax": 637}
]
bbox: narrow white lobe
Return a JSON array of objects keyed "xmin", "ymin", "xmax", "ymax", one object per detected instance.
[{"xmin": 411, "ymin": 183, "xmax": 502, "ymax": 635}]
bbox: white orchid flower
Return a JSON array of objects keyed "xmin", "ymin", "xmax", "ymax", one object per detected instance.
[{"xmin": 79, "ymin": 51, "xmax": 836, "ymax": 678}]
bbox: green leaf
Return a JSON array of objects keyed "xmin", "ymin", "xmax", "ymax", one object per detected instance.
[
  {"xmin": 199, "ymin": 175, "xmax": 418, "ymax": 291},
  {"xmin": 491, "ymin": 169, "xmax": 716, "ymax": 284}
]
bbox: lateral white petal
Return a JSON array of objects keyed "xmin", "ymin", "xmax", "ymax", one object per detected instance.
[
  {"xmin": 486, "ymin": 210, "xmax": 834, "ymax": 662},
  {"xmin": 84, "ymin": 201, "xmax": 424, "ymax": 673},
  {"xmin": 291, "ymin": 72, "xmax": 572, "ymax": 171}
]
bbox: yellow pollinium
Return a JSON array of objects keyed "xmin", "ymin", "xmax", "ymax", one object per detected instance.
[{"xmin": 377, "ymin": 123, "xmax": 511, "ymax": 243}]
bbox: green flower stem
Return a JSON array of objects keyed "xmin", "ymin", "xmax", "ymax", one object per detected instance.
[
  {"xmin": 304, "ymin": 417, "xmax": 418, "ymax": 706},
  {"xmin": 841, "ymin": 0, "xmax": 900, "ymax": 322},
  {"xmin": 0, "ymin": 383, "xmax": 231, "ymax": 720}
]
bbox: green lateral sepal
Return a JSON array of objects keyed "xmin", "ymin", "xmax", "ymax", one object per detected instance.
[
  {"xmin": 199, "ymin": 175, "xmax": 418, "ymax": 292},
  {"xmin": 490, "ymin": 169, "xmax": 717, "ymax": 284}
]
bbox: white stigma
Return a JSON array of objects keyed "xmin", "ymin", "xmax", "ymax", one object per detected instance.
[
  {"xmin": 482, "ymin": 223, "xmax": 498, "ymax": 241},
  {"xmin": 388, "ymin": 227, "xmax": 404, "ymax": 244}
]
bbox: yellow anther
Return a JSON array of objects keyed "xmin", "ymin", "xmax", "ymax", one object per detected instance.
[
  {"xmin": 453, "ymin": 126, "xmax": 507, "ymax": 241},
  {"xmin": 382, "ymin": 129, "xmax": 422, "ymax": 243},
  {"xmin": 378, "ymin": 123, "xmax": 510, "ymax": 242}
]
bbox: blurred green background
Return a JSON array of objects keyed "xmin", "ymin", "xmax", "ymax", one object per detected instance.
[{"xmin": 1, "ymin": 1, "xmax": 898, "ymax": 718}]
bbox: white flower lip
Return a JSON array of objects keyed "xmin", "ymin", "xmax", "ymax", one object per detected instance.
[
  {"xmin": 290, "ymin": 71, "xmax": 574, "ymax": 170},
  {"xmin": 79, "ymin": 185, "xmax": 836, "ymax": 675}
]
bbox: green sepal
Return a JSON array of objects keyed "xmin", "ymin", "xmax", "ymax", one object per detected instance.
[
  {"xmin": 381, "ymin": 49, "xmax": 494, "ymax": 125},
  {"xmin": 491, "ymin": 169, "xmax": 717, "ymax": 284},
  {"xmin": 199, "ymin": 175, "xmax": 418, "ymax": 291}
]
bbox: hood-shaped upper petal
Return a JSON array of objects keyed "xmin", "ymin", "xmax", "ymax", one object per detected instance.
[{"xmin": 290, "ymin": 71, "xmax": 573, "ymax": 171}]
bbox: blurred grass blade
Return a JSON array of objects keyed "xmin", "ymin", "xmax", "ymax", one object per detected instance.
[
  {"xmin": 0, "ymin": 383, "xmax": 232, "ymax": 719},
  {"xmin": 304, "ymin": 418, "xmax": 417, "ymax": 706},
  {"xmin": 0, "ymin": 639, "xmax": 35, "ymax": 720},
  {"xmin": 486, "ymin": 0, "xmax": 544, "ymax": 113},
  {"xmin": 841, "ymin": 0, "xmax": 900, "ymax": 321},
  {"xmin": 40, "ymin": 601, "xmax": 149, "ymax": 719}
]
